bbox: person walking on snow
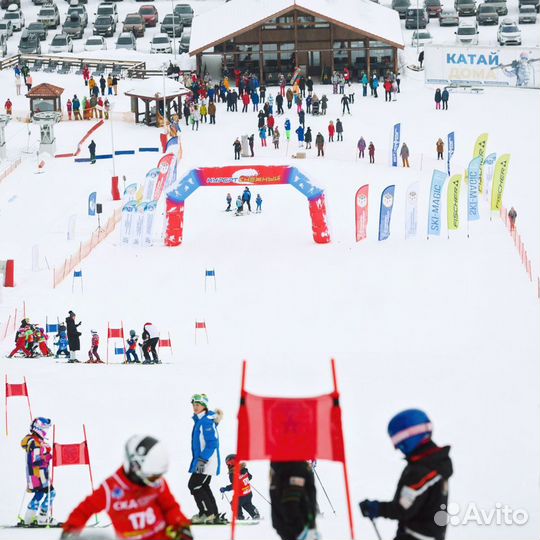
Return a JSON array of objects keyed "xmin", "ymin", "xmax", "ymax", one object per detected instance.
[
  {"xmin": 508, "ymin": 207, "xmax": 517, "ymax": 231},
  {"xmin": 66, "ymin": 99, "xmax": 72, "ymax": 120},
  {"xmin": 441, "ymin": 88, "xmax": 449, "ymax": 110},
  {"xmin": 295, "ymin": 125, "xmax": 305, "ymax": 147},
  {"xmin": 400, "ymin": 143, "xmax": 410, "ymax": 167},
  {"xmin": 315, "ymin": 132, "xmax": 325, "ymax": 157},
  {"xmin": 248, "ymin": 134, "xmax": 255, "ymax": 157},
  {"xmin": 88, "ymin": 140, "xmax": 97, "ymax": 164},
  {"xmin": 255, "ymin": 194, "xmax": 262, "ymax": 213},
  {"xmin": 87, "ymin": 329, "xmax": 103, "ymax": 364},
  {"xmin": 233, "ymin": 138, "xmax": 241, "ymax": 160},
  {"xmin": 368, "ymin": 141, "xmax": 375, "ymax": 164},
  {"xmin": 66, "ymin": 311, "xmax": 81, "ymax": 362},
  {"xmin": 188, "ymin": 394, "xmax": 225, "ymax": 524},
  {"xmin": 273, "ymin": 127, "xmax": 280, "ymax": 149},
  {"xmin": 328, "ymin": 120, "xmax": 335, "ymax": 142},
  {"xmin": 341, "ymin": 94, "xmax": 350, "ymax": 114},
  {"xmin": 259, "ymin": 126, "xmax": 267, "ymax": 147},
  {"xmin": 305, "ymin": 127, "xmax": 312, "ymax": 149},
  {"xmin": 436, "ymin": 138, "xmax": 444, "ymax": 160},
  {"xmin": 4, "ymin": 98, "xmax": 12, "ymax": 115},
  {"xmin": 336, "ymin": 119, "xmax": 344, "ymax": 142},
  {"xmin": 226, "ymin": 193, "xmax": 232, "ymax": 212},
  {"xmin": 357, "ymin": 136, "xmax": 366, "ymax": 158},
  {"xmin": 434, "ymin": 88, "xmax": 442, "ymax": 110},
  {"xmin": 242, "ymin": 187, "xmax": 252, "ymax": 212}
]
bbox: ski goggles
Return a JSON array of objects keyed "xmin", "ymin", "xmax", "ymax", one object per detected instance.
[{"xmin": 191, "ymin": 394, "xmax": 208, "ymax": 407}]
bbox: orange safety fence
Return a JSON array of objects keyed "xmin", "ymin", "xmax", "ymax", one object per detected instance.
[
  {"xmin": 52, "ymin": 208, "xmax": 122, "ymax": 288},
  {"xmin": 0, "ymin": 301, "xmax": 26, "ymax": 342},
  {"xmin": 0, "ymin": 158, "xmax": 22, "ymax": 185}
]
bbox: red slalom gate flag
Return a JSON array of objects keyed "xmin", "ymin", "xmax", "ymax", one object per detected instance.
[
  {"xmin": 53, "ymin": 441, "xmax": 90, "ymax": 466},
  {"xmin": 108, "ymin": 327, "xmax": 123, "ymax": 339},
  {"xmin": 5, "ymin": 376, "xmax": 33, "ymax": 436},
  {"xmin": 355, "ymin": 184, "xmax": 369, "ymax": 242},
  {"xmin": 231, "ymin": 359, "xmax": 355, "ymax": 539}
]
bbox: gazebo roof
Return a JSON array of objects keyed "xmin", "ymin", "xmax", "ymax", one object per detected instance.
[
  {"xmin": 26, "ymin": 83, "xmax": 64, "ymax": 98},
  {"xmin": 124, "ymin": 78, "xmax": 190, "ymax": 100}
]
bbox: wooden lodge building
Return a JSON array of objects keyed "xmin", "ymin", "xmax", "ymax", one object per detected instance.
[{"xmin": 189, "ymin": 0, "xmax": 404, "ymax": 84}]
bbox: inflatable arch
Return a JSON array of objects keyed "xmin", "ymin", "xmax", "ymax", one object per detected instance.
[{"xmin": 164, "ymin": 166, "xmax": 330, "ymax": 246}]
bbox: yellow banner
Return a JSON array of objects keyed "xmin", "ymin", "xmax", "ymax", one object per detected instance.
[
  {"xmin": 474, "ymin": 133, "xmax": 488, "ymax": 192},
  {"xmin": 490, "ymin": 154, "xmax": 511, "ymax": 211},
  {"xmin": 447, "ymin": 174, "xmax": 461, "ymax": 231}
]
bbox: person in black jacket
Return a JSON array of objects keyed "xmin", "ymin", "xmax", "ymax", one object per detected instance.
[
  {"xmin": 233, "ymin": 138, "xmax": 241, "ymax": 160},
  {"xmin": 270, "ymin": 461, "xmax": 318, "ymax": 540},
  {"xmin": 88, "ymin": 140, "xmax": 96, "ymax": 164},
  {"xmin": 65, "ymin": 310, "xmax": 81, "ymax": 363},
  {"xmin": 220, "ymin": 454, "xmax": 260, "ymax": 520},
  {"xmin": 360, "ymin": 409, "xmax": 453, "ymax": 540}
]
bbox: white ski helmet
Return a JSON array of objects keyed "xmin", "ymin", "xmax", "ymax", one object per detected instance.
[{"xmin": 123, "ymin": 435, "xmax": 169, "ymax": 487}]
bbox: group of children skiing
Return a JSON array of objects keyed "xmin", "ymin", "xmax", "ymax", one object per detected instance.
[
  {"xmin": 225, "ymin": 187, "xmax": 263, "ymax": 216},
  {"xmin": 7, "ymin": 320, "xmax": 54, "ymax": 359}
]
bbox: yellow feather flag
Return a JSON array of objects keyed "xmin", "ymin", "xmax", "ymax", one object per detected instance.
[
  {"xmin": 490, "ymin": 154, "xmax": 511, "ymax": 211},
  {"xmin": 447, "ymin": 174, "xmax": 462, "ymax": 231},
  {"xmin": 473, "ymin": 133, "xmax": 488, "ymax": 192}
]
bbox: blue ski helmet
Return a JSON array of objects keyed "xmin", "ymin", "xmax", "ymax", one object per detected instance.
[{"xmin": 388, "ymin": 409, "xmax": 432, "ymax": 456}]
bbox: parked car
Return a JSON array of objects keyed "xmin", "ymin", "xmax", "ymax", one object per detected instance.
[
  {"xmin": 0, "ymin": 19, "xmax": 13, "ymax": 36},
  {"xmin": 179, "ymin": 28, "xmax": 190, "ymax": 52},
  {"xmin": 122, "ymin": 13, "xmax": 145, "ymax": 37},
  {"xmin": 37, "ymin": 4, "xmax": 60, "ymax": 28},
  {"xmin": 161, "ymin": 13, "xmax": 182, "ymax": 37},
  {"xmin": 439, "ymin": 8, "xmax": 460, "ymax": 24},
  {"xmin": 18, "ymin": 29, "xmax": 41, "ymax": 53},
  {"xmin": 484, "ymin": 0, "xmax": 508, "ymax": 14},
  {"xmin": 93, "ymin": 14, "xmax": 115, "ymax": 35},
  {"xmin": 476, "ymin": 4, "xmax": 499, "ymax": 24},
  {"xmin": 150, "ymin": 32, "xmax": 171, "ymax": 53},
  {"xmin": 497, "ymin": 18, "xmax": 522, "ymax": 44},
  {"xmin": 138, "ymin": 4, "xmax": 158, "ymax": 27},
  {"xmin": 0, "ymin": 31, "xmax": 6, "ymax": 56},
  {"xmin": 95, "ymin": 2, "xmax": 118, "ymax": 23},
  {"xmin": 84, "ymin": 34, "xmax": 106, "ymax": 50},
  {"xmin": 1, "ymin": 0, "xmax": 20, "ymax": 10},
  {"xmin": 424, "ymin": 0, "xmax": 443, "ymax": 17},
  {"xmin": 411, "ymin": 29, "xmax": 433, "ymax": 45},
  {"xmin": 518, "ymin": 4, "xmax": 537, "ymax": 22},
  {"xmin": 3, "ymin": 5, "xmax": 24, "ymax": 31},
  {"xmin": 67, "ymin": 4, "xmax": 88, "ymax": 26},
  {"xmin": 519, "ymin": 0, "xmax": 539, "ymax": 12},
  {"xmin": 115, "ymin": 31, "xmax": 136, "ymax": 49},
  {"xmin": 173, "ymin": 3, "xmax": 194, "ymax": 25},
  {"xmin": 62, "ymin": 14, "xmax": 84, "ymax": 38},
  {"xmin": 26, "ymin": 21, "xmax": 47, "ymax": 39},
  {"xmin": 391, "ymin": 0, "xmax": 411, "ymax": 17},
  {"xmin": 405, "ymin": 7, "xmax": 429, "ymax": 27},
  {"xmin": 455, "ymin": 19, "xmax": 479, "ymax": 43},
  {"xmin": 455, "ymin": 0, "xmax": 477, "ymax": 15},
  {"xmin": 48, "ymin": 32, "xmax": 73, "ymax": 52}
]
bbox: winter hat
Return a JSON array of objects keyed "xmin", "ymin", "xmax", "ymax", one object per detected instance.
[
  {"xmin": 91, "ymin": 329, "xmax": 97, "ymax": 334},
  {"xmin": 191, "ymin": 393, "xmax": 209, "ymax": 409},
  {"xmin": 388, "ymin": 409, "xmax": 432, "ymax": 456},
  {"xmin": 130, "ymin": 329, "xmax": 136, "ymax": 337},
  {"xmin": 69, "ymin": 310, "xmax": 75, "ymax": 317}
]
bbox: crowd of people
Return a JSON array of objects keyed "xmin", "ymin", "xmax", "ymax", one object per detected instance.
[{"xmin": 7, "ymin": 312, "xmax": 162, "ymax": 364}]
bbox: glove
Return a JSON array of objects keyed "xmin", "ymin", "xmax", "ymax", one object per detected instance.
[
  {"xmin": 165, "ymin": 525, "xmax": 193, "ymax": 540},
  {"xmin": 297, "ymin": 526, "xmax": 320, "ymax": 540},
  {"xmin": 195, "ymin": 459, "xmax": 207, "ymax": 474},
  {"xmin": 219, "ymin": 487, "xmax": 227, "ymax": 493},
  {"xmin": 359, "ymin": 499, "xmax": 380, "ymax": 519}
]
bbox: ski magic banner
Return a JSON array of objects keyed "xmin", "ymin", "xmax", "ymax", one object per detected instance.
[
  {"xmin": 473, "ymin": 133, "xmax": 488, "ymax": 193},
  {"xmin": 424, "ymin": 45, "xmax": 540, "ymax": 88},
  {"xmin": 143, "ymin": 168, "xmax": 159, "ymax": 201},
  {"xmin": 490, "ymin": 154, "xmax": 511, "ymax": 211},
  {"xmin": 447, "ymin": 174, "xmax": 461, "ymax": 231},
  {"xmin": 468, "ymin": 156, "xmax": 482, "ymax": 221},
  {"xmin": 405, "ymin": 182, "xmax": 420, "ymax": 239},
  {"xmin": 88, "ymin": 192, "xmax": 97, "ymax": 216},
  {"xmin": 447, "ymin": 132, "xmax": 455, "ymax": 176},
  {"xmin": 355, "ymin": 184, "xmax": 369, "ymax": 242},
  {"xmin": 391, "ymin": 124, "xmax": 400, "ymax": 167},
  {"xmin": 378, "ymin": 185, "xmax": 395, "ymax": 241},
  {"xmin": 427, "ymin": 170, "xmax": 448, "ymax": 237}
]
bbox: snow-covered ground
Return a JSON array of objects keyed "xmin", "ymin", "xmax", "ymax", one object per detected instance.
[{"xmin": 1, "ymin": 1, "xmax": 539, "ymax": 539}]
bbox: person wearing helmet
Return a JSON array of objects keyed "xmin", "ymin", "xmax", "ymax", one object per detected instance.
[
  {"xmin": 270, "ymin": 461, "xmax": 318, "ymax": 540},
  {"xmin": 8, "ymin": 321, "xmax": 33, "ymax": 358},
  {"xmin": 188, "ymin": 394, "xmax": 225, "ymax": 524},
  {"xmin": 220, "ymin": 454, "xmax": 260, "ymax": 520},
  {"xmin": 20, "ymin": 417, "xmax": 56, "ymax": 526},
  {"xmin": 359, "ymin": 409, "xmax": 453, "ymax": 540},
  {"xmin": 125, "ymin": 330, "xmax": 140, "ymax": 364},
  {"xmin": 62, "ymin": 435, "xmax": 192, "ymax": 540},
  {"xmin": 87, "ymin": 330, "xmax": 103, "ymax": 364}
]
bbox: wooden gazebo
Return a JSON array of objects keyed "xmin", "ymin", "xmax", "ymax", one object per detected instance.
[
  {"xmin": 26, "ymin": 83, "xmax": 64, "ymax": 116},
  {"xmin": 124, "ymin": 79, "xmax": 190, "ymax": 127}
]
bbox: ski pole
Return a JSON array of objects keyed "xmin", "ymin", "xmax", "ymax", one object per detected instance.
[
  {"xmin": 17, "ymin": 490, "xmax": 27, "ymax": 522},
  {"xmin": 223, "ymin": 492, "xmax": 231, "ymax": 505},
  {"xmin": 370, "ymin": 517, "xmax": 383, "ymax": 540},
  {"xmin": 313, "ymin": 468, "xmax": 336, "ymax": 515},
  {"xmin": 250, "ymin": 484, "xmax": 272, "ymax": 506}
]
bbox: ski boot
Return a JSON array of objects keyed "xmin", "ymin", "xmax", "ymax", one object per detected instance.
[{"xmin": 191, "ymin": 513, "xmax": 215, "ymax": 524}]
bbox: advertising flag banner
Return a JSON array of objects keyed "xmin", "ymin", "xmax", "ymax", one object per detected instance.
[
  {"xmin": 124, "ymin": 183, "xmax": 138, "ymax": 201},
  {"xmin": 483, "ymin": 153, "xmax": 497, "ymax": 201},
  {"xmin": 468, "ymin": 156, "xmax": 482, "ymax": 221},
  {"xmin": 391, "ymin": 124, "xmax": 401, "ymax": 167},
  {"xmin": 154, "ymin": 155, "xmax": 175, "ymax": 201},
  {"xmin": 405, "ymin": 182, "xmax": 420, "ymax": 239},
  {"xmin": 490, "ymin": 154, "xmax": 511, "ymax": 211},
  {"xmin": 447, "ymin": 174, "xmax": 462, "ymax": 231},
  {"xmin": 355, "ymin": 184, "xmax": 369, "ymax": 242},
  {"xmin": 87, "ymin": 192, "xmax": 96, "ymax": 216},
  {"xmin": 143, "ymin": 168, "xmax": 159, "ymax": 201},
  {"xmin": 427, "ymin": 170, "xmax": 448, "ymax": 237},
  {"xmin": 473, "ymin": 133, "xmax": 488, "ymax": 193},
  {"xmin": 378, "ymin": 185, "xmax": 395, "ymax": 241},
  {"xmin": 447, "ymin": 132, "xmax": 455, "ymax": 176}
]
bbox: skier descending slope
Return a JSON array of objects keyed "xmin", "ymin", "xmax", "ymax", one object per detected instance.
[
  {"xmin": 62, "ymin": 435, "xmax": 193, "ymax": 540},
  {"xmin": 19, "ymin": 418, "xmax": 57, "ymax": 527},
  {"xmin": 359, "ymin": 409, "xmax": 453, "ymax": 540},
  {"xmin": 220, "ymin": 454, "xmax": 260, "ymax": 520}
]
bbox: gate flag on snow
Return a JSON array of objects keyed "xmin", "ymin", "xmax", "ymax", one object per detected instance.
[{"xmin": 355, "ymin": 185, "xmax": 369, "ymax": 242}]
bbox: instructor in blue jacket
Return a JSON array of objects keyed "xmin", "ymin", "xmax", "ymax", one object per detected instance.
[{"xmin": 188, "ymin": 394, "xmax": 225, "ymax": 524}]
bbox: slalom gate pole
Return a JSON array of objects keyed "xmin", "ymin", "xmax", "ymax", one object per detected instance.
[
  {"xmin": 222, "ymin": 492, "xmax": 231, "ymax": 505},
  {"xmin": 370, "ymin": 518, "xmax": 383, "ymax": 540},
  {"xmin": 313, "ymin": 467, "xmax": 336, "ymax": 515},
  {"xmin": 251, "ymin": 484, "xmax": 272, "ymax": 506}
]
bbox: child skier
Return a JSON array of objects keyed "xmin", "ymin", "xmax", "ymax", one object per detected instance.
[
  {"xmin": 8, "ymin": 323, "xmax": 33, "ymax": 358},
  {"xmin": 34, "ymin": 326, "xmax": 52, "ymax": 357},
  {"xmin": 62, "ymin": 435, "xmax": 193, "ymax": 540},
  {"xmin": 125, "ymin": 330, "xmax": 140, "ymax": 364},
  {"xmin": 226, "ymin": 193, "xmax": 232, "ymax": 211},
  {"xmin": 220, "ymin": 454, "xmax": 260, "ymax": 520},
  {"xmin": 87, "ymin": 329, "xmax": 103, "ymax": 363},
  {"xmin": 235, "ymin": 196, "xmax": 243, "ymax": 216},
  {"xmin": 255, "ymin": 194, "xmax": 262, "ymax": 213},
  {"xmin": 55, "ymin": 325, "xmax": 70, "ymax": 359},
  {"xmin": 20, "ymin": 417, "xmax": 57, "ymax": 526}
]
